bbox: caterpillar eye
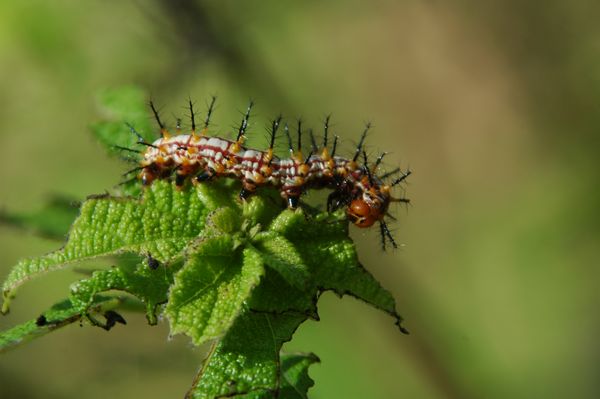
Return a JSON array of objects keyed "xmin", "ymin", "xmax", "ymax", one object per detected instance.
[{"xmin": 347, "ymin": 199, "xmax": 377, "ymax": 228}]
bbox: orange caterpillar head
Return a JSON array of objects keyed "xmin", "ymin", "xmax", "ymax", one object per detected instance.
[
  {"xmin": 345, "ymin": 162, "xmax": 411, "ymax": 250},
  {"xmin": 346, "ymin": 184, "xmax": 391, "ymax": 228}
]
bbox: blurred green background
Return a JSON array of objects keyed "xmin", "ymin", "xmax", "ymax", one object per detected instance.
[{"xmin": 1, "ymin": 1, "xmax": 599, "ymax": 398}]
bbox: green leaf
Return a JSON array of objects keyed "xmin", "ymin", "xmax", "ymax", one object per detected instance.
[
  {"xmin": 279, "ymin": 352, "xmax": 320, "ymax": 399},
  {"xmin": 268, "ymin": 206, "xmax": 407, "ymax": 332},
  {"xmin": 245, "ymin": 204, "xmax": 405, "ymax": 329},
  {"xmin": 242, "ymin": 188, "xmax": 283, "ymax": 228},
  {"xmin": 195, "ymin": 180, "xmax": 240, "ymax": 212},
  {"xmin": 0, "ymin": 295, "xmax": 138, "ymax": 353},
  {"xmin": 208, "ymin": 206, "xmax": 243, "ymax": 235},
  {"xmin": 0, "ymin": 195, "xmax": 79, "ymax": 240},
  {"xmin": 186, "ymin": 312, "xmax": 307, "ymax": 398},
  {"xmin": 2, "ymin": 180, "xmax": 217, "ymax": 314},
  {"xmin": 90, "ymin": 86, "xmax": 155, "ymax": 156},
  {"xmin": 166, "ymin": 236, "xmax": 265, "ymax": 346},
  {"xmin": 70, "ymin": 257, "xmax": 177, "ymax": 325},
  {"xmin": 306, "ymin": 239, "xmax": 407, "ymax": 332},
  {"xmin": 252, "ymin": 231, "xmax": 309, "ymax": 290},
  {"xmin": 247, "ymin": 267, "xmax": 317, "ymax": 318},
  {"xmin": 268, "ymin": 208, "xmax": 348, "ymax": 241}
]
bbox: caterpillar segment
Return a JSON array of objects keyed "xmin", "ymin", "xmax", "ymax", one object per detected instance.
[{"xmin": 132, "ymin": 102, "xmax": 410, "ymax": 249}]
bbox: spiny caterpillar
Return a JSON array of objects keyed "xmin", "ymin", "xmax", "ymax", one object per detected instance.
[{"xmin": 121, "ymin": 98, "xmax": 410, "ymax": 250}]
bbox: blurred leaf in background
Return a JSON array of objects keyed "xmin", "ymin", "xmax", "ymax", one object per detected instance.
[
  {"xmin": 0, "ymin": 196, "xmax": 78, "ymax": 241},
  {"xmin": 1, "ymin": 0, "xmax": 599, "ymax": 398}
]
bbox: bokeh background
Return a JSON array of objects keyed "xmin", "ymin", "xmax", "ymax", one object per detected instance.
[{"xmin": 1, "ymin": 1, "xmax": 599, "ymax": 398}]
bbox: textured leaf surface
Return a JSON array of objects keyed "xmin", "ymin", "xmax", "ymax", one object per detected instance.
[
  {"xmin": 267, "ymin": 208, "xmax": 407, "ymax": 331},
  {"xmin": 70, "ymin": 258, "xmax": 177, "ymax": 325},
  {"xmin": 166, "ymin": 236, "xmax": 265, "ymax": 346},
  {"xmin": 187, "ymin": 312, "xmax": 306, "ymax": 399},
  {"xmin": 252, "ymin": 231, "xmax": 309, "ymax": 290},
  {"xmin": 247, "ymin": 267, "xmax": 317, "ymax": 318},
  {"xmin": 2, "ymin": 181, "xmax": 215, "ymax": 313}
]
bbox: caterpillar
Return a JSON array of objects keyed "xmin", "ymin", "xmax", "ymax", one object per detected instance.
[{"xmin": 121, "ymin": 98, "xmax": 410, "ymax": 250}]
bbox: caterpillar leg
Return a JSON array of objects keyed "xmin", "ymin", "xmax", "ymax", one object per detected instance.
[
  {"xmin": 327, "ymin": 190, "xmax": 349, "ymax": 212},
  {"xmin": 327, "ymin": 191, "xmax": 340, "ymax": 212},
  {"xmin": 239, "ymin": 188, "xmax": 253, "ymax": 200},
  {"xmin": 175, "ymin": 173, "xmax": 186, "ymax": 187},
  {"xmin": 194, "ymin": 169, "xmax": 215, "ymax": 184},
  {"xmin": 282, "ymin": 187, "xmax": 301, "ymax": 209},
  {"xmin": 140, "ymin": 168, "xmax": 157, "ymax": 186},
  {"xmin": 239, "ymin": 180, "xmax": 257, "ymax": 201},
  {"xmin": 287, "ymin": 195, "xmax": 300, "ymax": 209}
]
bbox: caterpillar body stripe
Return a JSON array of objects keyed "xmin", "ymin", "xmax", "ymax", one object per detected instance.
[{"xmin": 129, "ymin": 100, "xmax": 410, "ymax": 250}]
